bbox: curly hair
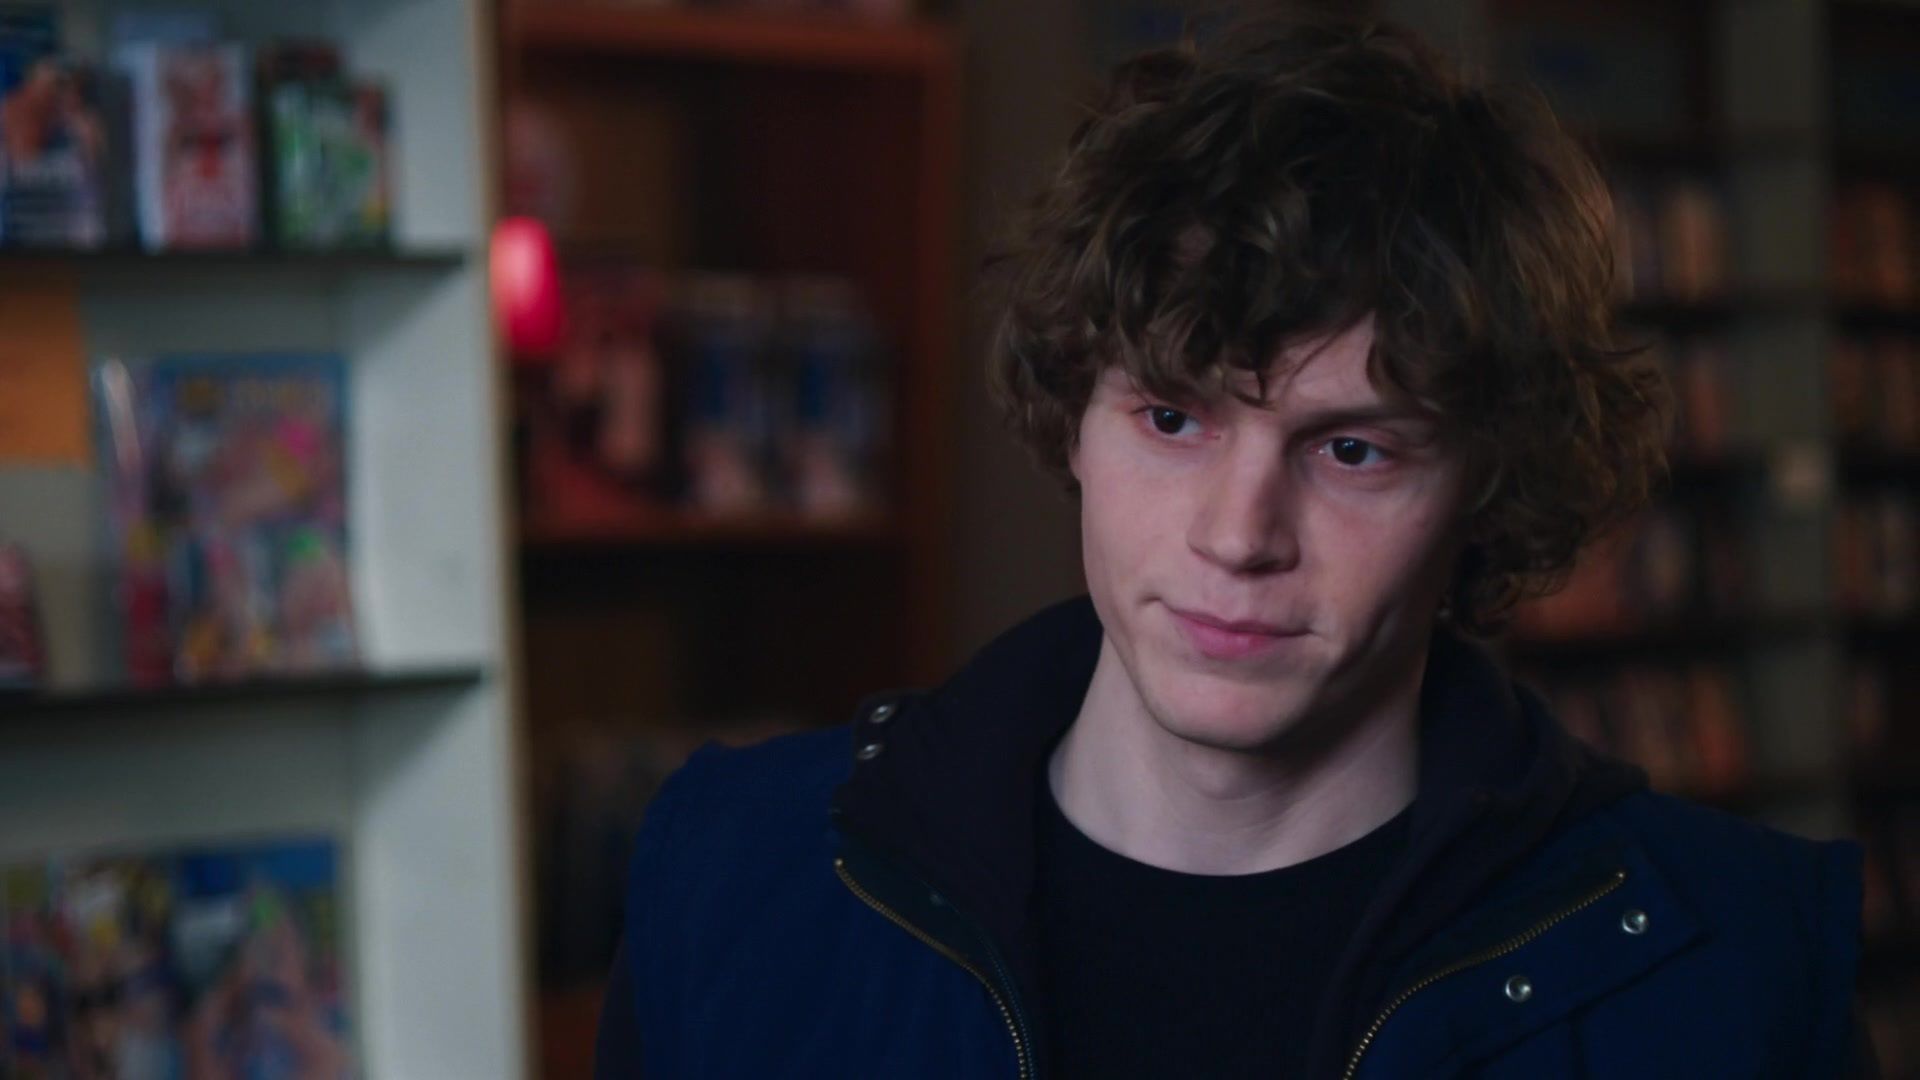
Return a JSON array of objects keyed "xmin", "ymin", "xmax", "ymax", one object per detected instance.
[{"xmin": 983, "ymin": 9, "xmax": 1672, "ymax": 636}]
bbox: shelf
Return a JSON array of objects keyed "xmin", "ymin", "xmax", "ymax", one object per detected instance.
[
  {"xmin": 1846, "ymin": 615, "xmax": 1920, "ymax": 650},
  {"xmin": 1852, "ymin": 767, "xmax": 1920, "ymax": 803},
  {"xmin": 519, "ymin": 505, "xmax": 903, "ymax": 550},
  {"xmin": 1833, "ymin": 300, "xmax": 1920, "ymax": 332},
  {"xmin": 1587, "ymin": 128, "xmax": 1816, "ymax": 168},
  {"xmin": 1833, "ymin": 140, "xmax": 1920, "ymax": 179},
  {"xmin": 510, "ymin": 2, "xmax": 952, "ymax": 75},
  {"xmin": 1615, "ymin": 291, "xmax": 1825, "ymax": 328},
  {"xmin": 1839, "ymin": 448, "xmax": 1920, "ymax": 484},
  {"xmin": 1662, "ymin": 453, "xmax": 1768, "ymax": 491},
  {"xmin": 1668, "ymin": 770, "xmax": 1836, "ymax": 812},
  {"xmin": 0, "ymin": 246, "xmax": 471, "ymax": 275},
  {"xmin": 1504, "ymin": 613, "xmax": 1827, "ymax": 664},
  {"xmin": 0, "ymin": 666, "xmax": 487, "ymax": 719}
]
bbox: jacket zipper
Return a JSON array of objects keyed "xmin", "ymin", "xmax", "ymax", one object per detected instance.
[
  {"xmin": 833, "ymin": 857, "xmax": 1035, "ymax": 1080},
  {"xmin": 1340, "ymin": 867, "xmax": 1628, "ymax": 1080}
]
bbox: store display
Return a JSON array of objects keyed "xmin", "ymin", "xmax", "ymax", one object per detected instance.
[
  {"xmin": 0, "ymin": 57, "xmax": 118, "ymax": 248},
  {"xmin": 0, "ymin": 835, "xmax": 353, "ymax": 1079},
  {"xmin": 258, "ymin": 43, "xmax": 390, "ymax": 249},
  {"xmin": 95, "ymin": 353, "xmax": 357, "ymax": 686},
  {"xmin": 116, "ymin": 41, "xmax": 256, "ymax": 249},
  {"xmin": 517, "ymin": 262, "xmax": 894, "ymax": 524}
]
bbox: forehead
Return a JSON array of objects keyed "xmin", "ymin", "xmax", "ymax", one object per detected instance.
[{"xmin": 1099, "ymin": 316, "xmax": 1389, "ymax": 409}]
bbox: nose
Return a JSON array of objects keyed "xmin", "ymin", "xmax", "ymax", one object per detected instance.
[{"xmin": 1186, "ymin": 437, "xmax": 1301, "ymax": 574}]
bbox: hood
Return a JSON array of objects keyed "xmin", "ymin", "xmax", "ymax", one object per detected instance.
[{"xmin": 830, "ymin": 593, "xmax": 1648, "ymax": 1075}]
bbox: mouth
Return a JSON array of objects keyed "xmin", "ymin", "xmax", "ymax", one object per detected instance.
[{"xmin": 1166, "ymin": 604, "xmax": 1307, "ymax": 662}]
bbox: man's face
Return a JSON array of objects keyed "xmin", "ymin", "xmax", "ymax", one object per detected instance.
[{"xmin": 1069, "ymin": 317, "xmax": 1470, "ymax": 756}]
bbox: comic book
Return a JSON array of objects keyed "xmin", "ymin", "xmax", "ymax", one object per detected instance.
[
  {"xmin": 0, "ymin": 836, "xmax": 353, "ymax": 1080},
  {"xmin": 170, "ymin": 840, "xmax": 352, "ymax": 1080},
  {"xmin": 116, "ymin": 41, "xmax": 256, "ymax": 250},
  {"xmin": 95, "ymin": 354, "xmax": 357, "ymax": 687}
]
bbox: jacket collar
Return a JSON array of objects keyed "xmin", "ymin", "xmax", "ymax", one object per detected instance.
[{"xmin": 829, "ymin": 594, "xmax": 1650, "ymax": 1074}]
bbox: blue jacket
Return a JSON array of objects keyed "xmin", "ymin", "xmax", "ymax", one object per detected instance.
[{"xmin": 598, "ymin": 597, "xmax": 1873, "ymax": 1078}]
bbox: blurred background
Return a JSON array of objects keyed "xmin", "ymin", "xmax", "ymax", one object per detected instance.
[{"xmin": 0, "ymin": 0, "xmax": 1913, "ymax": 1076}]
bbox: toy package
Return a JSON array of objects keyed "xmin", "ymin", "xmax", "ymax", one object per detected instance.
[
  {"xmin": 0, "ymin": 836, "xmax": 354, "ymax": 1080},
  {"xmin": 0, "ymin": 57, "xmax": 114, "ymax": 248},
  {"xmin": 116, "ymin": 41, "xmax": 256, "ymax": 250},
  {"xmin": 259, "ymin": 44, "xmax": 389, "ymax": 250},
  {"xmin": 95, "ymin": 354, "xmax": 357, "ymax": 687}
]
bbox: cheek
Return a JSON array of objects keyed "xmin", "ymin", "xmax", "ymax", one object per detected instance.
[{"xmin": 1303, "ymin": 484, "xmax": 1463, "ymax": 601}]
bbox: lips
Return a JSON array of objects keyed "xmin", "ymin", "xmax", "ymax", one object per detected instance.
[{"xmin": 1166, "ymin": 605, "xmax": 1306, "ymax": 661}]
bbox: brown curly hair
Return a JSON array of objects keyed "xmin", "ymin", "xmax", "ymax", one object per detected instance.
[{"xmin": 983, "ymin": 9, "xmax": 1672, "ymax": 636}]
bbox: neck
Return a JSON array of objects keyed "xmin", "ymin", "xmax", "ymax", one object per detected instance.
[{"xmin": 1048, "ymin": 635, "xmax": 1424, "ymax": 876}]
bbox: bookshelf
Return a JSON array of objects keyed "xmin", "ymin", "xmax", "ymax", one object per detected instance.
[
  {"xmin": 496, "ymin": 2, "xmax": 962, "ymax": 1073},
  {"xmin": 1432, "ymin": 0, "xmax": 1920, "ymax": 1067},
  {"xmin": 0, "ymin": 0, "xmax": 526, "ymax": 1077}
]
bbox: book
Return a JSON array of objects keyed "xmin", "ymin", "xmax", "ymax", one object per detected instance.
[
  {"xmin": 116, "ymin": 41, "xmax": 256, "ymax": 250},
  {"xmin": 0, "ymin": 835, "xmax": 353, "ymax": 1080},
  {"xmin": 95, "ymin": 354, "xmax": 356, "ymax": 686}
]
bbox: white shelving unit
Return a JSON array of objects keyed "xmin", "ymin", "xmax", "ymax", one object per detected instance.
[{"xmin": 0, "ymin": 1, "xmax": 526, "ymax": 1076}]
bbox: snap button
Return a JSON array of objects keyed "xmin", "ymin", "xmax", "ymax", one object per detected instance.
[
  {"xmin": 1503, "ymin": 975, "xmax": 1533, "ymax": 1003},
  {"xmin": 855, "ymin": 741, "xmax": 884, "ymax": 762},
  {"xmin": 870, "ymin": 703, "xmax": 896, "ymax": 724},
  {"xmin": 1621, "ymin": 908, "xmax": 1649, "ymax": 935}
]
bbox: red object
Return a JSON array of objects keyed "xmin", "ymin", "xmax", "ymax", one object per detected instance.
[{"xmin": 491, "ymin": 216, "xmax": 566, "ymax": 361}]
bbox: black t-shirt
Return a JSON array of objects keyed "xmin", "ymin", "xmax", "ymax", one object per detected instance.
[{"xmin": 1032, "ymin": 784, "xmax": 1411, "ymax": 1079}]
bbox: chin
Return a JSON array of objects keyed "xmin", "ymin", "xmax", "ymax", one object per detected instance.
[{"xmin": 1143, "ymin": 663, "xmax": 1317, "ymax": 754}]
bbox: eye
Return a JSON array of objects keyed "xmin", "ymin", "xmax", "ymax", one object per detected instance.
[
  {"xmin": 1138, "ymin": 405, "xmax": 1198, "ymax": 438},
  {"xmin": 1325, "ymin": 436, "xmax": 1385, "ymax": 467}
]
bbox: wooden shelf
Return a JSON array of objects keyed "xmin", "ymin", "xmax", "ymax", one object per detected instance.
[
  {"xmin": 0, "ymin": 666, "xmax": 488, "ymax": 719},
  {"xmin": 1587, "ymin": 128, "xmax": 1816, "ymax": 168},
  {"xmin": 1665, "ymin": 769, "xmax": 1836, "ymax": 811},
  {"xmin": 520, "ymin": 505, "xmax": 903, "ymax": 550},
  {"xmin": 1615, "ymin": 290, "xmax": 1825, "ymax": 328},
  {"xmin": 1662, "ymin": 453, "xmax": 1768, "ymax": 491},
  {"xmin": 509, "ymin": 2, "xmax": 953, "ymax": 74},
  {"xmin": 1839, "ymin": 448, "xmax": 1920, "ymax": 484},
  {"xmin": 1504, "ymin": 613, "xmax": 1827, "ymax": 664},
  {"xmin": 1846, "ymin": 614, "xmax": 1920, "ymax": 650},
  {"xmin": 1833, "ymin": 300, "xmax": 1920, "ymax": 332}
]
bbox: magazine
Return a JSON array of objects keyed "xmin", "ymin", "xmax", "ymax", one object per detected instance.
[
  {"xmin": 95, "ymin": 354, "xmax": 357, "ymax": 686},
  {"xmin": 0, "ymin": 835, "xmax": 353, "ymax": 1080}
]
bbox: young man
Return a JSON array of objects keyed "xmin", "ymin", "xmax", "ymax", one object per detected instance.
[{"xmin": 596, "ymin": 11, "xmax": 1874, "ymax": 1078}]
